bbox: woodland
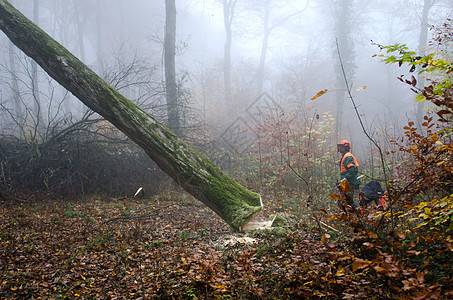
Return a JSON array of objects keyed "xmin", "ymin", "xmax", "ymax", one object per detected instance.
[{"xmin": 0, "ymin": 0, "xmax": 453, "ymax": 299}]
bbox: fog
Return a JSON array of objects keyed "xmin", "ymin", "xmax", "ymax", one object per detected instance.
[{"xmin": 1, "ymin": 0, "xmax": 452, "ymax": 166}]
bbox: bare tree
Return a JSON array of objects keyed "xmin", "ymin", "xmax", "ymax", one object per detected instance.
[
  {"xmin": 332, "ymin": 0, "xmax": 356, "ymax": 138},
  {"xmin": 96, "ymin": 0, "xmax": 106, "ymax": 74},
  {"xmin": 0, "ymin": 36, "xmax": 167, "ymax": 198},
  {"xmin": 249, "ymin": 0, "xmax": 310, "ymax": 93},
  {"xmin": 7, "ymin": 42, "xmax": 23, "ymax": 130},
  {"xmin": 31, "ymin": 0, "xmax": 43, "ymax": 134},
  {"xmin": 72, "ymin": 0, "xmax": 87, "ymax": 62},
  {"xmin": 221, "ymin": 0, "xmax": 236, "ymax": 103}
]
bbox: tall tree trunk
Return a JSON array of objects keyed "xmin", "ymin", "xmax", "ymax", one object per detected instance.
[
  {"xmin": 222, "ymin": 0, "xmax": 235, "ymax": 104},
  {"xmin": 73, "ymin": 0, "xmax": 86, "ymax": 62},
  {"xmin": 31, "ymin": 0, "xmax": 43, "ymax": 139},
  {"xmin": 257, "ymin": 0, "xmax": 270, "ymax": 93},
  {"xmin": 96, "ymin": 0, "xmax": 105, "ymax": 73},
  {"xmin": 73, "ymin": 0, "xmax": 87, "ymax": 117},
  {"xmin": 0, "ymin": 0, "xmax": 261, "ymax": 231},
  {"xmin": 333, "ymin": 0, "xmax": 355, "ymax": 139},
  {"xmin": 8, "ymin": 41, "xmax": 23, "ymax": 132},
  {"xmin": 164, "ymin": 0, "xmax": 180, "ymax": 136}
]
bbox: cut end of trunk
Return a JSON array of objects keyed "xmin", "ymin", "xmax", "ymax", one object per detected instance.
[
  {"xmin": 239, "ymin": 197, "xmax": 275, "ymax": 231},
  {"xmin": 240, "ymin": 212, "xmax": 276, "ymax": 231}
]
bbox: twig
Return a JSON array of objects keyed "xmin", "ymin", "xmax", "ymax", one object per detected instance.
[
  {"xmin": 335, "ymin": 39, "xmax": 394, "ymax": 230},
  {"xmin": 335, "ymin": 39, "xmax": 389, "ymax": 182},
  {"xmin": 377, "ymin": 152, "xmax": 442, "ymax": 227},
  {"xmin": 316, "ymin": 218, "xmax": 340, "ymax": 233},
  {"xmin": 286, "ymin": 161, "xmax": 309, "ymax": 186},
  {"xmin": 101, "ymin": 203, "xmax": 177, "ymax": 224},
  {"xmin": 286, "ymin": 161, "xmax": 323, "ymax": 232}
]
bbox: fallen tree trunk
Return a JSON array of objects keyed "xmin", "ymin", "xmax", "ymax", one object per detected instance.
[{"xmin": 0, "ymin": 0, "xmax": 262, "ymax": 231}]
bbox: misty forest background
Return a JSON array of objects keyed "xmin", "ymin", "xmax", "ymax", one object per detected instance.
[
  {"xmin": 1, "ymin": 0, "xmax": 453, "ymax": 299},
  {"xmin": 1, "ymin": 0, "xmax": 448, "ymax": 200}
]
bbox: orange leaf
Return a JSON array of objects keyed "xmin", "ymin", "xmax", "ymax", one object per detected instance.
[
  {"xmin": 321, "ymin": 233, "xmax": 330, "ymax": 244},
  {"xmin": 397, "ymin": 231, "xmax": 407, "ymax": 240},
  {"xmin": 352, "ymin": 259, "xmax": 371, "ymax": 272},
  {"xmin": 311, "ymin": 89, "xmax": 328, "ymax": 100},
  {"xmin": 411, "ymin": 75, "xmax": 417, "ymax": 87},
  {"xmin": 329, "ymin": 193, "xmax": 342, "ymax": 201}
]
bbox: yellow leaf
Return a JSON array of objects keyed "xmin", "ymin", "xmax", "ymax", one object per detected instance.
[
  {"xmin": 311, "ymin": 89, "xmax": 328, "ymax": 100},
  {"xmin": 419, "ymin": 213, "xmax": 429, "ymax": 220},
  {"xmin": 216, "ymin": 284, "xmax": 227, "ymax": 291},
  {"xmin": 356, "ymin": 85, "xmax": 367, "ymax": 91},
  {"xmin": 340, "ymin": 179, "xmax": 350, "ymax": 194}
]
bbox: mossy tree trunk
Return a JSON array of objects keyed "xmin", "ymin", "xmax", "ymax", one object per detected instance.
[{"xmin": 0, "ymin": 0, "xmax": 261, "ymax": 231}]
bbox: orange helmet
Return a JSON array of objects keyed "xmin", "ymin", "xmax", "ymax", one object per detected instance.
[{"xmin": 339, "ymin": 140, "xmax": 351, "ymax": 148}]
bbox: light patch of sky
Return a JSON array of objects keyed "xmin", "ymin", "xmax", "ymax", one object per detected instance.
[
  {"xmin": 179, "ymin": 0, "xmax": 226, "ymax": 56},
  {"xmin": 181, "ymin": 0, "xmax": 318, "ymax": 63}
]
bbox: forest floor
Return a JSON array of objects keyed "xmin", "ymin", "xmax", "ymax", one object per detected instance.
[{"xmin": 0, "ymin": 191, "xmax": 449, "ymax": 299}]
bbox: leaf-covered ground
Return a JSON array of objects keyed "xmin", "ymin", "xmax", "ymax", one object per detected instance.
[
  {"xmin": 0, "ymin": 193, "xmax": 450, "ymax": 299},
  {"xmin": 0, "ymin": 193, "xmax": 225, "ymax": 298}
]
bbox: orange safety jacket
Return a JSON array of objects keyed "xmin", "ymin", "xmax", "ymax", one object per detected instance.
[{"xmin": 340, "ymin": 152, "xmax": 359, "ymax": 174}]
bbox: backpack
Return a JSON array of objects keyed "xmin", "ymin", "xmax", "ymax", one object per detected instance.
[{"xmin": 359, "ymin": 180, "xmax": 388, "ymax": 211}]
